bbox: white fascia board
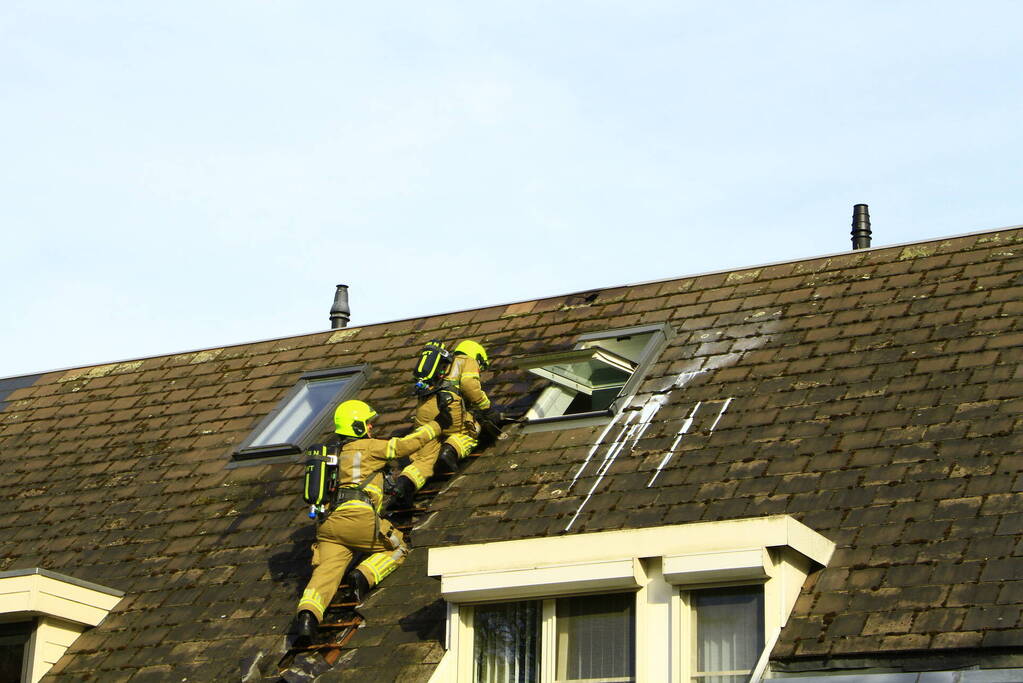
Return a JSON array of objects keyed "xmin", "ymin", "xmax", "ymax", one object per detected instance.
[
  {"xmin": 440, "ymin": 558, "xmax": 639, "ymax": 603},
  {"xmin": 0, "ymin": 571, "xmax": 122, "ymax": 627},
  {"xmin": 428, "ymin": 515, "xmax": 834, "ymax": 579},
  {"xmin": 662, "ymin": 548, "xmax": 769, "ymax": 585}
]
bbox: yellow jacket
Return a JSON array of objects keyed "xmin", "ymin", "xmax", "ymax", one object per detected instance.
[
  {"xmin": 335, "ymin": 420, "xmax": 441, "ymax": 510},
  {"xmin": 443, "ymin": 354, "xmax": 491, "ymax": 411}
]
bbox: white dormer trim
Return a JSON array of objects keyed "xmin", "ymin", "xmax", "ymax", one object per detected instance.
[
  {"xmin": 0, "ymin": 568, "xmax": 123, "ymax": 683},
  {"xmin": 427, "ymin": 515, "xmax": 835, "ymax": 683},
  {"xmin": 428, "ymin": 515, "xmax": 832, "ymax": 602}
]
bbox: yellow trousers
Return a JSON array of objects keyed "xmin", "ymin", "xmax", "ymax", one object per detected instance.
[
  {"xmin": 296, "ymin": 501, "xmax": 408, "ymax": 620},
  {"xmin": 403, "ymin": 394, "xmax": 478, "ymax": 489}
]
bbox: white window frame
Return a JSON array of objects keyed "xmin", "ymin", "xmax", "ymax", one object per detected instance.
[
  {"xmin": 457, "ymin": 593, "xmax": 637, "ymax": 683},
  {"xmin": 676, "ymin": 582, "xmax": 766, "ymax": 683},
  {"xmin": 231, "ymin": 364, "xmax": 370, "ymax": 463},
  {"xmin": 427, "ymin": 516, "xmax": 834, "ymax": 683},
  {"xmin": 516, "ymin": 323, "xmax": 673, "ymax": 431}
]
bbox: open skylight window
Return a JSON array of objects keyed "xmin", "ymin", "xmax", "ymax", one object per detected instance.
[
  {"xmin": 527, "ymin": 347, "xmax": 637, "ymax": 400},
  {"xmin": 232, "ymin": 365, "xmax": 369, "ymax": 461},
  {"xmin": 518, "ymin": 323, "xmax": 672, "ymax": 425}
]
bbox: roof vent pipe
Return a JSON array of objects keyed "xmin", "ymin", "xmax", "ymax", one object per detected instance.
[
  {"xmin": 329, "ymin": 284, "xmax": 351, "ymax": 329},
  {"xmin": 851, "ymin": 204, "xmax": 872, "ymax": 250}
]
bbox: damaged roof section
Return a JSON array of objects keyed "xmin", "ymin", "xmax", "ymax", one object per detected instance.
[{"xmin": 0, "ymin": 227, "xmax": 1019, "ymax": 680}]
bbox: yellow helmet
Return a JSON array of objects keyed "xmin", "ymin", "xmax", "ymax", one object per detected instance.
[
  {"xmin": 334, "ymin": 399, "xmax": 377, "ymax": 438},
  {"xmin": 453, "ymin": 340, "xmax": 489, "ymax": 369}
]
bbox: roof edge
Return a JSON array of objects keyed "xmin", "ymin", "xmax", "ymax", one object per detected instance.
[
  {"xmin": 5, "ymin": 222, "xmax": 1021, "ymax": 382},
  {"xmin": 0, "ymin": 567, "xmax": 125, "ymax": 597}
]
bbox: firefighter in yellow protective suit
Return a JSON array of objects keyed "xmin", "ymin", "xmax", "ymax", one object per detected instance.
[
  {"xmin": 390, "ymin": 340, "xmax": 495, "ymax": 509},
  {"xmin": 290, "ymin": 399, "xmax": 447, "ymax": 646}
]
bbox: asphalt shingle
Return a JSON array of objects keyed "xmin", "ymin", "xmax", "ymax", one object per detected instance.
[{"xmin": 0, "ymin": 227, "xmax": 1021, "ymax": 680}]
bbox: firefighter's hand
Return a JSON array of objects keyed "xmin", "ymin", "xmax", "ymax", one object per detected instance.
[
  {"xmin": 435, "ymin": 401, "xmax": 454, "ymax": 430},
  {"xmin": 479, "ymin": 406, "xmax": 501, "ymax": 426}
]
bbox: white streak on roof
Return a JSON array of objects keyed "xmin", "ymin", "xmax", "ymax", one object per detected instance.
[
  {"xmin": 673, "ymin": 370, "xmax": 706, "ymax": 389},
  {"xmin": 647, "ymin": 401, "xmax": 702, "ymax": 488},
  {"xmin": 565, "ymin": 418, "xmax": 639, "ymax": 532},
  {"xmin": 709, "ymin": 397, "xmax": 733, "ymax": 432},
  {"xmin": 567, "ymin": 398, "xmax": 632, "ymax": 492},
  {"xmin": 628, "ymin": 392, "xmax": 672, "ymax": 452}
]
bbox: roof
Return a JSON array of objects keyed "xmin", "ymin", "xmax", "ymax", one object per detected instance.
[{"xmin": 1, "ymin": 226, "xmax": 1021, "ymax": 680}]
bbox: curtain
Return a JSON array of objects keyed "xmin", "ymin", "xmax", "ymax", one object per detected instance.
[
  {"xmin": 692, "ymin": 586, "xmax": 764, "ymax": 683},
  {"xmin": 474, "ymin": 601, "xmax": 540, "ymax": 683},
  {"xmin": 555, "ymin": 593, "xmax": 635, "ymax": 682}
]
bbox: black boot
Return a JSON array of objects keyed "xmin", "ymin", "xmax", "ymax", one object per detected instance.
[
  {"xmin": 387, "ymin": 476, "xmax": 416, "ymax": 512},
  {"xmin": 290, "ymin": 610, "xmax": 319, "ymax": 647},
  {"xmin": 436, "ymin": 444, "xmax": 460, "ymax": 474},
  {"xmin": 346, "ymin": 569, "xmax": 371, "ymax": 606}
]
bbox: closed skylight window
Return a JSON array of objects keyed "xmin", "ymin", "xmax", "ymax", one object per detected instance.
[{"xmin": 232, "ymin": 365, "xmax": 368, "ymax": 461}]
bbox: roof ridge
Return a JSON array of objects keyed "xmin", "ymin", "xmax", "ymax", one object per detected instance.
[{"xmin": 5, "ymin": 222, "xmax": 1021, "ymax": 382}]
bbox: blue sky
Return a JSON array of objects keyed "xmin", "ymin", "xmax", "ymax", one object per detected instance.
[{"xmin": 3, "ymin": 2, "xmax": 1023, "ymax": 378}]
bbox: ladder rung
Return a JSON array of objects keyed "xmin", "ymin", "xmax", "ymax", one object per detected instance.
[
  {"xmin": 320, "ymin": 619, "xmax": 361, "ymax": 628},
  {"xmin": 388, "ymin": 505, "xmax": 428, "ymax": 514}
]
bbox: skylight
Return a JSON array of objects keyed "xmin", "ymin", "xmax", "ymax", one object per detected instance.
[
  {"xmin": 232, "ymin": 365, "xmax": 369, "ymax": 461},
  {"xmin": 518, "ymin": 323, "xmax": 672, "ymax": 425}
]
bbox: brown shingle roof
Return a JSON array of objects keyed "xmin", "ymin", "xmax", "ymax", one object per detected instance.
[{"xmin": 1, "ymin": 227, "xmax": 1022, "ymax": 680}]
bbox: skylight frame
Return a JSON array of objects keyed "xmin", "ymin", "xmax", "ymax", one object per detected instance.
[
  {"xmin": 526, "ymin": 347, "xmax": 638, "ymax": 396},
  {"xmin": 517, "ymin": 323, "xmax": 673, "ymax": 428},
  {"xmin": 231, "ymin": 364, "xmax": 370, "ymax": 462}
]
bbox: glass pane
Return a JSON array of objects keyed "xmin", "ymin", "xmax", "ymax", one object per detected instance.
[
  {"xmin": 0, "ymin": 622, "xmax": 31, "ymax": 682},
  {"xmin": 248, "ymin": 376, "xmax": 350, "ymax": 447},
  {"xmin": 544, "ymin": 357, "xmax": 632, "ymax": 394},
  {"xmin": 556, "ymin": 593, "xmax": 635, "ymax": 682},
  {"xmin": 474, "ymin": 601, "xmax": 540, "ymax": 683},
  {"xmin": 691, "ymin": 586, "xmax": 764, "ymax": 683}
]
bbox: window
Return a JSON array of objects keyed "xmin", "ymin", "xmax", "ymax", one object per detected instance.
[
  {"xmin": 518, "ymin": 324, "xmax": 672, "ymax": 426},
  {"xmin": 428, "ymin": 516, "xmax": 835, "ymax": 683},
  {"xmin": 685, "ymin": 586, "xmax": 764, "ymax": 683},
  {"xmin": 555, "ymin": 594, "xmax": 634, "ymax": 682},
  {"xmin": 0, "ymin": 568, "xmax": 123, "ymax": 683},
  {"xmin": 0, "ymin": 622, "xmax": 31, "ymax": 683},
  {"xmin": 232, "ymin": 365, "xmax": 369, "ymax": 461},
  {"xmin": 470, "ymin": 593, "xmax": 635, "ymax": 683},
  {"xmin": 473, "ymin": 601, "xmax": 540, "ymax": 682}
]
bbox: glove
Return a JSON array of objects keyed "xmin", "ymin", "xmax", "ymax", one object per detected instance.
[
  {"xmin": 435, "ymin": 394, "xmax": 454, "ymax": 430},
  {"xmin": 479, "ymin": 407, "xmax": 501, "ymax": 425}
]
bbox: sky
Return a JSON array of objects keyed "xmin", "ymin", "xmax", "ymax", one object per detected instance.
[{"xmin": 3, "ymin": 2, "xmax": 1023, "ymax": 379}]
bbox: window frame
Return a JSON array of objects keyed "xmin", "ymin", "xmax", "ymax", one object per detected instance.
[
  {"xmin": 0, "ymin": 621, "xmax": 32, "ymax": 683},
  {"xmin": 675, "ymin": 582, "xmax": 766, "ymax": 683},
  {"xmin": 231, "ymin": 364, "xmax": 370, "ymax": 463},
  {"xmin": 429, "ymin": 516, "xmax": 834, "ymax": 683},
  {"xmin": 457, "ymin": 591, "xmax": 638, "ymax": 683},
  {"xmin": 517, "ymin": 323, "xmax": 673, "ymax": 430}
]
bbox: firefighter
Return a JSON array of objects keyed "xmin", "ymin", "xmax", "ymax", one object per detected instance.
[
  {"xmin": 290, "ymin": 399, "xmax": 448, "ymax": 646},
  {"xmin": 390, "ymin": 339, "xmax": 496, "ymax": 509}
]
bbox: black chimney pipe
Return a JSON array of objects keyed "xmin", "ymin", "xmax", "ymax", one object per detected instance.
[
  {"xmin": 329, "ymin": 284, "xmax": 350, "ymax": 329},
  {"xmin": 851, "ymin": 204, "xmax": 872, "ymax": 250}
]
